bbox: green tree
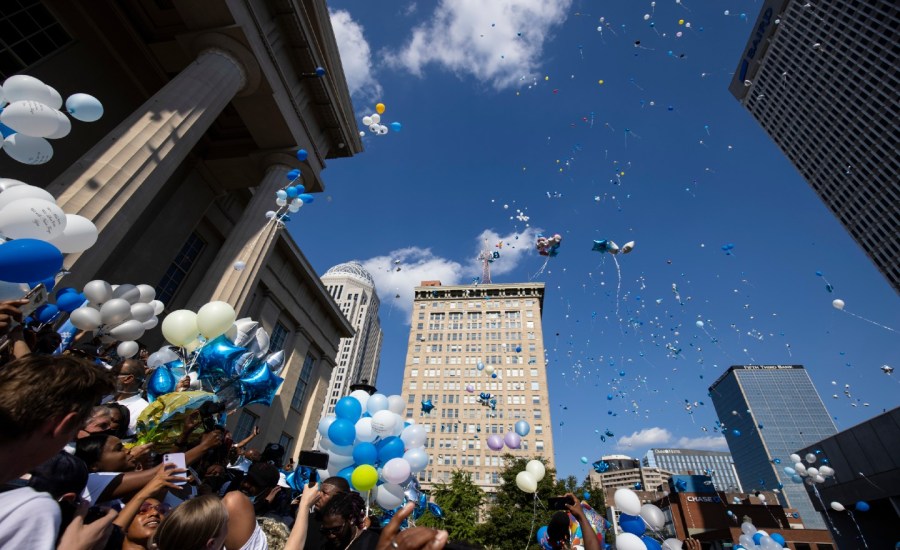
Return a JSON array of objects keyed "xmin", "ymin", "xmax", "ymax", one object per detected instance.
[
  {"xmin": 479, "ymin": 456, "xmax": 560, "ymax": 550},
  {"xmin": 418, "ymin": 469, "xmax": 485, "ymax": 544}
]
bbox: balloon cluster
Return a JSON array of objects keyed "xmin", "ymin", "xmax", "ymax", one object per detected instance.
[
  {"xmin": 0, "ymin": 178, "xmax": 99, "ymax": 285},
  {"xmin": 734, "ymin": 520, "xmax": 789, "ymax": 550},
  {"xmin": 150, "ymin": 312, "xmax": 284, "ymax": 409},
  {"xmin": 536, "ymin": 234, "xmax": 562, "ymax": 256},
  {"xmin": 780, "ymin": 451, "xmax": 835, "ymax": 486},
  {"xmin": 592, "ymin": 239, "xmax": 635, "ymax": 254},
  {"xmin": 68, "ymin": 280, "xmax": 164, "ymax": 358},
  {"xmin": 514, "ymin": 459, "xmax": 546, "ymax": 493},
  {"xmin": 0, "ymin": 75, "xmax": 103, "ymax": 165},
  {"xmin": 613, "ymin": 488, "xmax": 670, "ymax": 550},
  {"xmin": 485, "ymin": 419, "xmax": 530, "ymax": 452},
  {"xmin": 375, "ymin": 476, "xmax": 444, "ymax": 528},
  {"xmin": 26, "ymin": 285, "xmax": 90, "ymax": 325},
  {"xmin": 359, "ymin": 102, "xmax": 402, "ymax": 137},
  {"xmin": 316, "ymin": 392, "xmax": 433, "ymax": 514}
]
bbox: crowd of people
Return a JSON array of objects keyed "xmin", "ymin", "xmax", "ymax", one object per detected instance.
[{"xmin": 0, "ymin": 301, "xmax": 459, "ymax": 550}]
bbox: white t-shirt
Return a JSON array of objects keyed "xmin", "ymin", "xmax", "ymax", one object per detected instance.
[
  {"xmin": 0, "ymin": 487, "xmax": 61, "ymax": 550},
  {"xmin": 240, "ymin": 522, "xmax": 269, "ymax": 550},
  {"xmin": 117, "ymin": 394, "xmax": 150, "ymax": 436}
]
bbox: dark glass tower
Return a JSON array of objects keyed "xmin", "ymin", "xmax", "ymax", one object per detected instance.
[
  {"xmin": 709, "ymin": 365, "xmax": 837, "ymax": 529},
  {"xmin": 729, "ymin": 0, "xmax": 900, "ymax": 292}
]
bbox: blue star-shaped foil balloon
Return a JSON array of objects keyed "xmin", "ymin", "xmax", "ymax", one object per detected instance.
[
  {"xmin": 421, "ymin": 399, "xmax": 435, "ymax": 414},
  {"xmin": 592, "ymin": 239, "xmax": 610, "ymax": 253},
  {"xmin": 592, "ymin": 460, "xmax": 609, "ymax": 473}
]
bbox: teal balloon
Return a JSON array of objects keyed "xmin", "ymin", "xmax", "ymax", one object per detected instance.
[
  {"xmin": 147, "ymin": 367, "xmax": 176, "ymax": 401},
  {"xmin": 298, "ymin": 193, "xmax": 315, "ymax": 204},
  {"xmin": 335, "ymin": 396, "xmax": 363, "ymax": 420},
  {"xmin": 390, "ymin": 122, "xmax": 402, "ymax": 132},
  {"xmin": 352, "ymin": 442, "xmax": 378, "ymax": 465},
  {"xmin": 515, "ymin": 420, "xmax": 530, "ymax": 436},
  {"xmin": 328, "ymin": 418, "xmax": 356, "ymax": 446},
  {"xmin": 197, "ymin": 335, "xmax": 247, "ymax": 381},
  {"xmin": 376, "ymin": 436, "xmax": 404, "ymax": 463},
  {"xmin": 238, "ymin": 360, "xmax": 284, "ymax": 407},
  {"xmin": 0, "ymin": 239, "xmax": 63, "ymax": 283}
]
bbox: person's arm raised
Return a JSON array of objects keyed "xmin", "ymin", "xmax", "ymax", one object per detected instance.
[
  {"xmin": 284, "ymin": 483, "xmax": 319, "ymax": 550},
  {"xmin": 565, "ymin": 493, "xmax": 600, "ymax": 550}
]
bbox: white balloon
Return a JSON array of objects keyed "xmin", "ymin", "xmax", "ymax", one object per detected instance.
[
  {"xmin": 371, "ymin": 409, "xmax": 396, "ymax": 436},
  {"xmin": 147, "ymin": 346, "xmax": 179, "ymax": 368},
  {"xmin": 161, "ymin": 309, "xmax": 199, "ymax": 346},
  {"xmin": 403, "ymin": 447, "xmax": 429, "ymax": 472},
  {"xmin": 83, "ymin": 280, "xmax": 113, "ymax": 304},
  {"xmin": 318, "ymin": 415, "xmax": 336, "ymax": 438},
  {"xmin": 641, "ymin": 503, "xmax": 666, "ymax": 530},
  {"xmin": 515, "ymin": 471, "xmax": 537, "ymax": 493},
  {"xmin": 387, "ymin": 394, "xmax": 405, "ymax": 415},
  {"xmin": 741, "ymin": 521, "xmax": 757, "ymax": 535},
  {"xmin": 614, "ymin": 488, "xmax": 642, "ymax": 516},
  {"xmin": 832, "ymin": 299, "xmax": 845, "ymax": 310},
  {"xmin": 371, "ymin": 113, "xmax": 381, "ymax": 124},
  {"xmin": 69, "ymin": 306, "xmax": 102, "ymax": 330},
  {"xmin": 806, "ymin": 467, "xmax": 819, "ymax": 477},
  {"xmin": 525, "ymin": 459, "xmax": 545, "ymax": 482},
  {"xmin": 100, "ymin": 298, "xmax": 132, "ymax": 326},
  {"xmin": 46, "ymin": 110, "xmax": 71, "ymax": 139},
  {"xmin": 328, "ymin": 452, "xmax": 354, "ymax": 470},
  {"xmin": 109, "ymin": 319, "xmax": 145, "ymax": 341},
  {"xmin": 830, "ymin": 501, "xmax": 844, "ymax": 511},
  {"xmin": 0, "ymin": 100, "xmax": 62, "ymax": 137},
  {"xmin": 117, "ymin": 340, "xmax": 139, "ymax": 358},
  {"xmin": 615, "ymin": 533, "xmax": 648, "ymax": 550},
  {"xmin": 3, "ymin": 133, "xmax": 53, "ymax": 164},
  {"xmin": 48, "ymin": 214, "xmax": 97, "ymax": 253},
  {"xmin": 135, "ymin": 284, "xmax": 156, "ymax": 303},
  {"xmin": 65, "ymin": 93, "xmax": 103, "ymax": 122},
  {"xmin": 805, "ymin": 453, "xmax": 817, "ymax": 464},
  {"xmin": 149, "ymin": 300, "xmax": 165, "ymax": 315},
  {"xmin": 233, "ymin": 260, "xmax": 246, "ymax": 271},
  {"xmin": 819, "ymin": 466, "xmax": 835, "ymax": 477},
  {"xmin": 0, "ymin": 197, "xmax": 66, "ymax": 241},
  {"xmin": 2, "ymin": 75, "xmax": 50, "ymax": 104},
  {"xmin": 382, "ymin": 458, "xmax": 411, "ymax": 484},
  {"xmin": 112, "ymin": 283, "xmax": 141, "ymax": 304},
  {"xmin": 662, "ymin": 539, "xmax": 684, "ymax": 550},
  {"xmin": 0, "ymin": 178, "xmax": 27, "ymax": 192},
  {"xmin": 130, "ymin": 302, "xmax": 155, "ymax": 322},
  {"xmin": 374, "ymin": 483, "xmax": 405, "ymax": 509},
  {"xmin": 45, "ymin": 86, "xmax": 63, "ymax": 109},
  {"xmin": 400, "ymin": 424, "xmax": 427, "ymax": 448},
  {"xmin": 367, "ymin": 393, "xmax": 389, "ymax": 414},
  {"xmin": 197, "ymin": 301, "xmax": 237, "ymax": 339},
  {"xmin": 0, "ymin": 280, "xmax": 28, "ymax": 300},
  {"xmin": 814, "ymin": 474, "xmax": 826, "ymax": 483},
  {"xmin": 354, "ymin": 417, "xmax": 375, "ymax": 443},
  {"xmin": 348, "ymin": 389, "xmax": 370, "ymax": 412},
  {"xmin": 0, "ymin": 184, "xmax": 56, "ymax": 211},
  {"xmin": 362, "ymin": 116, "xmax": 372, "ymax": 125}
]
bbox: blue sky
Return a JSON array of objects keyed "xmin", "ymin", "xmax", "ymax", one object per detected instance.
[{"xmin": 289, "ymin": 0, "xmax": 899, "ymax": 479}]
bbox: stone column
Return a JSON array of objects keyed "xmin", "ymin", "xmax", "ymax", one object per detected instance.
[
  {"xmin": 48, "ymin": 41, "xmax": 254, "ymax": 279},
  {"xmin": 188, "ymin": 160, "xmax": 291, "ymax": 311}
]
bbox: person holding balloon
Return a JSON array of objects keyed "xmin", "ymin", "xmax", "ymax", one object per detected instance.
[{"xmin": 540, "ymin": 493, "xmax": 602, "ymax": 550}]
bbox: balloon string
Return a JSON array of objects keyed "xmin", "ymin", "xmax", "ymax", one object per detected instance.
[
  {"xmin": 524, "ymin": 492, "xmax": 539, "ymax": 550},
  {"xmin": 611, "ymin": 254, "xmax": 622, "ymax": 321},
  {"xmin": 846, "ymin": 510, "xmax": 868, "ymax": 549},
  {"xmin": 530, "ymin": 257, "xmax": 551, "ymax": 281},
  {"xmin": 811, "ymin": 484, "xmax": 841, "ymax": 537},
  {"xmin": 840, "ymin": 309, "xmax": 896, "ymax": 333}
]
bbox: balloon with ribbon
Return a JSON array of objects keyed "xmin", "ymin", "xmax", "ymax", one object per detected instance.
[
  {"xmin": 238, "ymin": 360, "xmax": 284, "ymax": 407},
  {"xmin": 196, "ymin": 335, "xmax": 247, "ymax": 382},
  {"xmin": 420, "ymin": 399, "xmax": 435, "ymax": 414}
]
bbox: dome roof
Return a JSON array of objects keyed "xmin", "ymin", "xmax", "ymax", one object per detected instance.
[{"xmin": 323, "ymin": 261, "xmax": 375, "ymax": 287}]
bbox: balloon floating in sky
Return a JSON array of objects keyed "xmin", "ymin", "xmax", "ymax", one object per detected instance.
[
  {"xmin": 881, "ymin": 365, "xmax": 894, "ymax": 375},
  {"xmin": 361, "ymin": 102, "xmax": 401, "ymax": 137}
]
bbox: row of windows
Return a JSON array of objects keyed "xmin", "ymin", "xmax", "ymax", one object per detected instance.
[{"xmin": 418, "ymin": 299, "xmax": 536, "ymax": 309}]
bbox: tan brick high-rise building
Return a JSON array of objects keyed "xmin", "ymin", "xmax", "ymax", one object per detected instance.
[{"xmin": 399, "ymin": 281, "xmax": 555, "ymax": 494}]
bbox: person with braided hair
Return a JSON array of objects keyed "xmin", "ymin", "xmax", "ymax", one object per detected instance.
[{"xmin": 317, "ymin": 491, "xmax": 378, "ymax": 550}]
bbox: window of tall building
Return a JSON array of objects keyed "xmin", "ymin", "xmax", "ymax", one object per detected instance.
[
  {"xmin": 155, "ymin": 232, "xmax": 206, "ymax": 305},
  {"xmin": 233, "ymin": 409, "xmax": 259, "ymax": 442},
  {"xmin": 290, "ymin": 352, "xmax": 316, "ymax": 411},
  {"xmin": 0, "ymin": 1, "xmax": 73, "ymax": 79},
  {"xmin": 269, "ymin": 321, "xmax": 289, "ymax": 353},
  {"xmin": 278, "ymin": 432, "xmax": 293, "ymax": 459}
]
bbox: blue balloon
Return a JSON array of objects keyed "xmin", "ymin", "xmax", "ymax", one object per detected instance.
[
  {"xmin": 298, "ymin": 193, "xmax": 315, "ymax": 204},
  {"xmin": 0, "ymin": 239, "xmax": 63, "ymax": 283},
  {"xmin": 642, "ymin": 536, "xmax": 662, "ymax": 550},
  {"xmin": 427, "ymin": 502, "xmax": 444, "ymax": 519},
  {"xmin": 65, "ymin": 93, "xmax": 103, "ymax": 122},
  {"xmin": 607, "ymin": 394, "xmax": 614, "ymax": 400},
  {"xmin": 476, "ymin": 362, "xmax": 485, "ymax": 370},
  {"xmin": 335, "ymin": 396, "xmax": 363, "ymax": 421},
  {"xmin": 352, "ymin": 442, "xmax": 378, "ymax": 466},
  {"xmin": 377, "ymin": 436, "xmax": 405, "ymax": 463},
  {"xmin": 732, "ymin": 429, "xmax": 742, "ymax": 436},
  {"xmin": 783, "ymin": 467, "xmax": 796, "ymax": 475},
  {"xmin": 34, "ymin": 303, "xmax": 59, "ymax": 323},
  {"xmin": 390, "ymin": 122, "xmax": 402, "ymax": 132},
  {"xmin": 771, "ymin": 533, "xmax": 785, "ymax": 546},
  {"xmin": 515, "ymin": 345, "xmax": 522, "ymax": 353},
  {"xmin": 336, "ymin": 465, "xmax": 355, "ymax": 486},
  {"xmin": 855, "ymin": 501, "xmax": 869, "ymax": 512},
  {"xmin": 238, "ymin": 360, "xmax": 285, "ymax": 407},
  {"xmin": 515, "ymin": 420, "xmax": 531, "ymax": 436},
  {"xmin": 491, "ymin": 372, "xmax": 497, "ymax": 378},
  {"xmin": 619, "ymin": 513, "xmax": 645, "ymax": 536},
  {"xmin": 752, "ymin": 533, "xmax": 763, "ymax": 545},
  {"xmin": 328, "ymin": 418, "xmax": 356, "ymax": 447},
  {"xmin": 536, "ymin": 526, "xmax": 548, "ymax": 547},
  {"xmin": 30, "ymin": 276, "xmax": 56, "ymax": 292},
  {"xmin": 56, "ymin": 291, "xmax": 85, "ymax": 313},
  {"xmin": 297, "ymin": 149, "xmax": 309, "ymax": 161},
  {"xmin": 0, "ymin": 121, "xmax": 16, "ymax": 138},
  {"xmin": 314, "ymin": 67, "xmax": 326, "ymax": 77},
  {"xmin": 197, "ymin": 335, "xmax": 247, "ymax": 381},
  {"xmin": 286, "ymin": 186, "xmax": 300, "ymax": 198},
  {"xmin": 147, "ymin": 366, "xmax": 176, "ymax": 401},
  {"xmin": 286, "ymin": 168, "xmax": 301, "ymax": 180},
  {"xmin": 791, "ymin": 474, "xmax": 802, "ymax": 484}
]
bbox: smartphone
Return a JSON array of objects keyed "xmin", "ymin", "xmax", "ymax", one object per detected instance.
[
  {"xmin": 20, "ymin": 284, "xmax": 49, "ymax": 319},
  {"xmin": 162, "ymin": 452, "xmax": 188, "ymax": 485},
  {"xmin": 84, "ymin": 506, "xmax": 106, "ymax": 524},
  {"xmin": 297, "ymin": 450, "xmax": 330, "ymax": 488},
  {"xmin": 549, "ymin": 495, "xmax": 576, "ymax": 510}
]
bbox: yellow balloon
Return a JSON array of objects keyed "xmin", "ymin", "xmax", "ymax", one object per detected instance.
[
  {"xmin": 598, "ymin": 79, "xmax": 605, "ymax": 85},
  {"xmin": 678, "ymin": 19, "xmax": 685, "ymax": 25},
  {"xmin": 351, "ymin": 465, "xmax": 378, "ymax": 491},
  {"xmin": 375, "ymin": 103, "xmax": 385, "ymax": 114}
]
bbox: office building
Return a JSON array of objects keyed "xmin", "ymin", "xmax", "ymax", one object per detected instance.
[
  {"xmin": 709, "ymin": 365, "xmax": 838, "ymax": 529},
  {"xmin": 729, "ymin": 0, "xmax": 900, "ymax": 292},
  {"xmin": 795, "ymin": 407, "xmax": 900, "ymax": 548},
  {"xmin": 319, "ymin": 261, "xmax": 384, "ymax": 417},
  {"xmin": 588, "ymin": 455, "xmax": 673, "ymax": 492},
  {"xmin": 644, "ymin": 448, "xmax": 743, "ymax": 492},
  {"xmin": 2, "ymin": 0, "xmax": 362, "ymax": 457},
  {"xmin": 399, "ymin": 281, "xmax": 554, "ymax": 494}
]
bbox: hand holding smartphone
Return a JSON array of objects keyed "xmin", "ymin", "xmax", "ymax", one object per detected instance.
[
  {"xmin": 162, "ymin": 453, "xmax": 188, "ymax": 485},
  {"xmin": 548, "ymin": 495, "xmax": 576, "ymax": 510}
]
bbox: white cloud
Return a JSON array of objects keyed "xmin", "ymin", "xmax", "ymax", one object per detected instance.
[
  {"xmin": 329, "ymin": 9, "xmax": 382, "ymax": 100},
  {"xmin": 386, "ymin": 0, "xmax": 573, "ymax": 90},
  {"xmin": 616, "ymin": 427, "xmax": 673, "ymax": 450},
  {"xmin": 361, "ymin": 227, "xmax": 539, "ymax": 321},
  {"xmin": 675, "ymin": 436, "xmax": 729, "ymax": 451}
]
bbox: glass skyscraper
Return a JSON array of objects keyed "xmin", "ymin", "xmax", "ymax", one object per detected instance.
[
  {"xmin": 709, "ymin": 365, "xmax": 837, "ymax": 529},
  {"xmin": 643, "ymin": 448, "xmax": 743, "ymax": 493}
]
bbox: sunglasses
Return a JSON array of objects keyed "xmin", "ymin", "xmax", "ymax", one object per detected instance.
[
  {"xmin": 139, "ymin": 502, "xmax": 172, "ymax": 515},
  {"xmin": 320, "ymin": 523, "xmax": 347, "ymax": 536}
]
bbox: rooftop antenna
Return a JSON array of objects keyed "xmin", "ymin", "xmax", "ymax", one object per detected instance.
[{"xmin": 477, "ymin": 238, "xmax": 494, "ymax": 284}]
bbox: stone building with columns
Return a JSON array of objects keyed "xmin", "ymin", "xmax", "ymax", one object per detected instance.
[{"xmin": 0, "ymin": 0, "xmax": 362, "ymax": 457}]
